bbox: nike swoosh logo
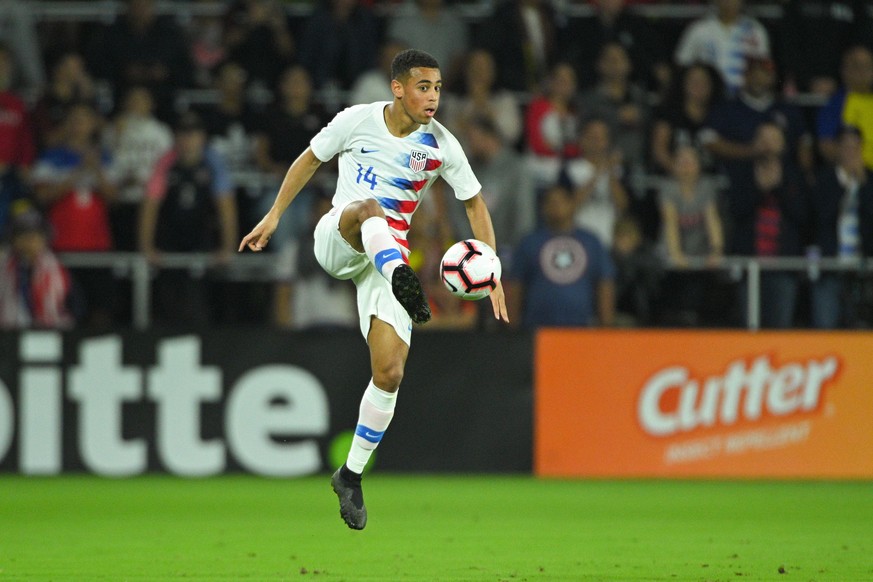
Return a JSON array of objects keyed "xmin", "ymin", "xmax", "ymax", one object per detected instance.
[
  {"xmin": 365, "ymin": 432, "xmax": 380, "ymax": 438},
  {"xmin": 360, "ymin": 147, "xmax": 378, "ymax": 153}
]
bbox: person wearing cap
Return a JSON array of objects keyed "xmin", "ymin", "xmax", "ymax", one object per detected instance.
[
  {"xmin": 139, "ymin": 110, "xmax": 237, "ymax": 324},
  {"xmin": 0, "ymin": 208, "xmax": 74, "ymax": 329}
]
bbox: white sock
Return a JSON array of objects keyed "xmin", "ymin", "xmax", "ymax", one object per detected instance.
[
  {"xmin": 346, "ymin": 380, "xmax": 397, "ymax": 474},
  {"xmin": 360, "ymin": 216, "xmax": 405, "ymax": 281}
]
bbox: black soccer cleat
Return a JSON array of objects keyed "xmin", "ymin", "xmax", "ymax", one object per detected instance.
[
  {"xmin": 331, "ymin": 467, "xmax": 367, "ymax": 530},
  {"xmin": 391, "ymin": 264, "xmax": 431, "ymax": 324}
]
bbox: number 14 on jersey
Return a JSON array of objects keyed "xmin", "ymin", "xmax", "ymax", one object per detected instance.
[{"xmin": 356, "ymin": 164, "xmax": 377, "ymax": 190}]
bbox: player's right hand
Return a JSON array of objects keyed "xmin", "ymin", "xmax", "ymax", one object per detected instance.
[{"xmin": 238, "ymin": 214, "xmax": 279, "ymax": 252}]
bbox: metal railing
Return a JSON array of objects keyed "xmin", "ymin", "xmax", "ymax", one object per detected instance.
[
  {"xmin": 57, "ymin": 252, "xmax": 279, "ymax": 329},
  {"xmin": 56, "ymin": 251, "xmax": 873, "ymax": 330},
  {"xmin": 670, "ymin": 256, "xmax": 873, "ymax": 330}
]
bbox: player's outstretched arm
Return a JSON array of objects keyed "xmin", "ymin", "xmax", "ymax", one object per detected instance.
[
  {"xmin": 463, "ymin": 193, "xmax": 509, "ymax": 322},
  {"xmin": 239, "ymin": 147, "xmax": 323, "ymax": 252}
]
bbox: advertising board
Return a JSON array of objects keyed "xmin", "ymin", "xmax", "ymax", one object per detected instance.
[{"xmin": 536, "ymin": 330, "xmax": 873, "ymax": 478}]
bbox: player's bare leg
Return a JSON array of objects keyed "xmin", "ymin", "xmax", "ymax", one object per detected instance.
[
  {"xmin": 339, "ymin": 200, "xmax": 431, "ymax": 324},
  {"xmin": 332, "ymin": 318, "xmax": 408, "ymax": 530}
]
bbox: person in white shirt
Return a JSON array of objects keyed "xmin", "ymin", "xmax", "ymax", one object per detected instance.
[
  {"xmin": 565, "ymin": 117, "xmax": 630, "ymax": 248},
  {"xmin": 104, "ymin": 85, "xmax": 173, "ymax": 250},
  {"xmin": 674, "ymin": 0, "xmax": 771, "ymax": 96},
  {"xmin": 239, "ymin": 49, "xmax": 508, "ymax": 530}
]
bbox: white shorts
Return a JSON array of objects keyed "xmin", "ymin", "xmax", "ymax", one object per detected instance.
[{"xmin": 313, "ymin": 202, "xmax": 413, "ymax": 346}]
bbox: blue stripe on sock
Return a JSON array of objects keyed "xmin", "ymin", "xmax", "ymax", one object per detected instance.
[
  {"xmin": 355, "ymin": 424, "xmax": 385, "ymax": 444},
  {"xmin": 374, "ymin": 248, "xmax": 402, "ymax": 272}
]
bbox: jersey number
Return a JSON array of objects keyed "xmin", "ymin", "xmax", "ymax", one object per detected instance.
[{"xmin": 356, "ymin": 164, "xmax": 377, "ymax": 190}]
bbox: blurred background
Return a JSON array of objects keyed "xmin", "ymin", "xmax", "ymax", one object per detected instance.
[{"xmin": 1, "ymin": 0, "xmax": 872, "ymax": 480}]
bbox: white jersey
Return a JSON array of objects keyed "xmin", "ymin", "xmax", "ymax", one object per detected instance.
[
  {"xmin": 310, "ymin": 102, "xmax": 481, "ymax": 255},
  {"xmin": 674, "ymin": 15, "xmax": 770, "ymax": 95}
]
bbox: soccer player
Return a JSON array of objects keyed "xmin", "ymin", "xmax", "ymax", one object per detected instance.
[{"xmin": 239, "ymin": 49, "xmax": 508, "ymax": 530}]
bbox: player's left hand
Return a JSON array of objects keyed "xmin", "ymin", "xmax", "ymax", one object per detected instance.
[{"xmin": 490, "ymin": 279, "xmax": 509, "ymax": 323}]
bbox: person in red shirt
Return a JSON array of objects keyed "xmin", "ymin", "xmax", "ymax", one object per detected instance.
[
  {"xmin": 524, "ymin": 62, "xmax": 581, "ymax": 188},
  {"xmin": 0, "ymin": 42, "xmax": 35, "ymax": 172},
  {"xmin": 31, "ymin": 102, "xmax": 117, "ymax": 252}
]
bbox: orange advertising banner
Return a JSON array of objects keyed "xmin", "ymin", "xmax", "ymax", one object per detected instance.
[{"xmin": 535, "ymin": 330, "xmax": 873, "ymax": 478}]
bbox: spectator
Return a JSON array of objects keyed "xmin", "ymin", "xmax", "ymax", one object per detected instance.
[
  {"xmin": 817, "ymin": 45, "xmax": 873, "ymax": 164},
  {"xmin": 0, "ymin": 42, "xmax": 34, "ymax": 235},
  {"xmin": 30, "ymin": 52, "xmax": 95, "ymax": 151},
  {"xmin": 86, "ymin": 0, "xmax": 194, "ymax": 122},
  {"xmin": 441, "ymin": 49, "xmax": 523, "ymax": 149},
  {"xmin": 612, "ymin": 214, "xmax": 663, "ymax": 327},
  {"xmin": 195, "ymin": 62, "xmax": 260, "ymax": 174},
  {"xmin": 188, "ymin": 10, "xmax": 227, "ymax": 88},
  {"xmin": 478, "ymin": 0, "xmax": 564, "ymax": 93},
  {"xmin": 509, "ymin": 182, "xmax": 615, "ymax": 328},
  {"xmin": 223, "ymin": 0, "xmax": 294, "ymax": 91},
  {"xmin": 31, "ymin": 101, "xmax": 117, "ymax": 327},
  {"xmin": 779, "ymin": 0, "xmax": 873, "ymax": 97},
  {"xmin": 386, "ymin": 0, "xmax": 470, "ymax": 85},
  {"xmin": 659, "ymin": 146, "xmax": 724, "ymax": 266},
  {"xmin": 809, "ymin": 126, "xmax": 873, "ymax": 329},
  {"xmin": 448, "ymin": 116, "xmax": 537, "ymax": 257},
  {"xmin": 0, "ymin": 207, "xmax": 74, "ymax": 329},
  {"xmin": 579, "ymin": 41, "xmax": 650, "ymax": 175},
  {"xmin": 724, "ymin": 123, "xmax": 809, "ymax": 329},
  {"xmin": 842, "ymin": 81, "xmax": 873, "ymax": 172},
  {"xmin": 702, "ymin": 56, "xmax": 814, "ymax": 185},
  {"xmin": 565, "ymin": 117, "xmax": 630, "ymax": 248},
  {"xmin": 31, "ymin": 102, "xmax": 116, "ymax": 253},
  {"xmin": 298, "ymin": 0, "xmax": 379, "ymax": 91},
  {"xmin": 650, "ymin": 63, "xmax": 724, "ymax": 176},
  {"xmin": 273, "ymin": 187, "xmax": 357, "ymax": 330},
  {"xmin": 657, "ymin": 146, "xmax": 725, "ymax": 326},
  {"xmin": 139, "ymin": 111, "xmax": 238, "ymax": 325},
  {"xmin": 674, "ymin": 0, "xmax": 771, "ymax": 96},
  {"xmin": 253, "ymin": 65, "xmax": 330, "ymax": 247},
  {"xmin": 0, "ymin": 0, "xmax": 45, "ymax": 97},
  {"xmin": 254, "ymin": 65, "xmax": 328, "ymax": 166},
  {"xmin": 348, "ymin": 38, "xmax": 406, "ymax": 107},
  {"xmin": 568, "ymin": 0, "xmax": 670, "ymax": 95},
  {"xmin": 0, "ymin": 42, "xmax": 35, "ymax": 173},
  {"xmin": 103, "ymin": 86, "xmax": 173, "ymax": 251},
  {"xmin": 0, "ymin": 166, "xmax": 27, "ymax": 237},
  {"xmin": 524, "ymin": 62, "xmax": 581, "ymax": 187},
  {"xmin": 194, "ymin": 60, "xmax": 262, "ymax": 232}
]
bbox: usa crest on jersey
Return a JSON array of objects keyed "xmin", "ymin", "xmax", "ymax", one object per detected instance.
[{"xmin": 409, "ymin": 150, "xmax": 427, "ymax": 173}]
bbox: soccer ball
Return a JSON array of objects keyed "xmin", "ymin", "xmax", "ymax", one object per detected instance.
[{"xmin": 439, "ymin": 239, "xmax": 502, "ymax": 300}]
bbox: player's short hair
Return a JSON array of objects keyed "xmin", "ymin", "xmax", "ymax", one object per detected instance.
[{"xmin": 391, "ymin": 49, "xmax": 440, "ymax": 81}]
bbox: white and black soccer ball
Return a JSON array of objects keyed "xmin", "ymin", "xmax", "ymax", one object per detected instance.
[{"xmin": 439, "ymin": 239, "xmax": 502, "ymax": 300}]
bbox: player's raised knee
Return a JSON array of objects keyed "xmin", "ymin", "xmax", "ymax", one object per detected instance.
[
  {"xmin": 372, "ymin": 363, "xmax": 403, "ymax": 392},
  {"xmin": 350, "ymin": 199, "xmax": 384, "ymax": 224}
]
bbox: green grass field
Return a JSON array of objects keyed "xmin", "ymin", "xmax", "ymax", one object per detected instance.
[{"xmin": 1, "ymin": 475, "xmax": 871, "ymax": 581}]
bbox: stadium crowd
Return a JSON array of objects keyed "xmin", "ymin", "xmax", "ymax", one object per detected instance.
[{"xmin": 1, "ymin": 0, "xmax": 872, "ymax": 331}]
